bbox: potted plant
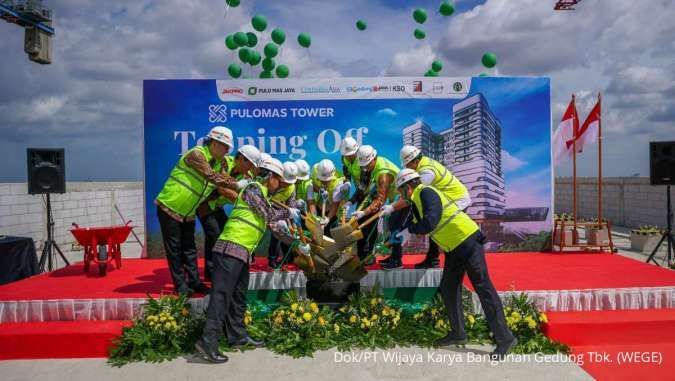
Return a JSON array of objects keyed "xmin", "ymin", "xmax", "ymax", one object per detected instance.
[
  {"xmin": 630, "ymin": 225, "xmax": 663, "ymax": 252},
  {"xmin": 583, "ymin": 218, "xmax": 610, "ymax": 246},
  {"xmin": 553, "ymin": 213, "xmax": 579, "ymax": 246}
]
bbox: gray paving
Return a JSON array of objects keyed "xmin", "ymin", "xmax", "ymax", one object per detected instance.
[{"xmin": 0, "ymin": 346, "xmax": 592, "ymax": 381}]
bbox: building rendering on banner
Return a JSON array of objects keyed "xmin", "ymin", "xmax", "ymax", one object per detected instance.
[{"xmin": 402, "ymin": 93, "xmax": 506, "ymax": 237}]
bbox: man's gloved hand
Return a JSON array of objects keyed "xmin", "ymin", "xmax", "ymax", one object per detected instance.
[
  {"xmin": 295, "ymin": 199, "xmax": 306, "ymax": 210},
  {"xmin": 353, "ymin": 211, "xmax": 365, "ymax": 220},
  {"xmin": 288, "ymin": 208, "xmax": 302, "ymax": 226},
  {"xmin": 275, "ymin": 220, "xmax": 290, "ymax": 235},
  {"xmin": 236, "ymin": 179, "xmax": 251, "ymax": 190},
  {"xmin": 319, "ymin": 189, "xmax": 329, "ymax": 202},
  {"xmin": 380, "ymin": 204, "xmax": 395, "ymax": 217},
  {"xmin": 297, "ymin": 243, "xmax": 311, "ymax": 257},
  {"xmin": 338, "ymin": 183, "xmax": 351, "ymax": 200},
  {"xmin": 343, "ymin": 201, "xmax": 353, "ymax": 212},
  {"xmin": 388, "ymin": 228, "xmax": 410, "ymax": 245},
  {"xmin": 319, "ymin": 216, "xmax": 330, "ymax": 227}
]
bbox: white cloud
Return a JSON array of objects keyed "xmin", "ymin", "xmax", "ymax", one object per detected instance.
[
  {"xmin": 386, "ymin": 44, "xmax": 437, "ymax": 76},
  {"xmin": 501, "ymin": 149, "xmax": 527, "ymax": 172},
  {"xmin": 376, "ymin": 108, "xmax": 397, "ymax": 117}
]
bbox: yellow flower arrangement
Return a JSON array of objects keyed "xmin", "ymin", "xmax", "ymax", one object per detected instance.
[
  {"xmin": 302, "ymin": 312, "xmax": 312, "ymax": 321},
  {"xmin": 291, "ymin": 303, "xmax": 298, "ymax": 311},
  {"xmin": 349, "ymin": 315, "xmax": 358, "ymax": 323},
  {"xmin": 525, "ymin": 316, "xmax": 537, "ymax": 329},
  {"xmin": 539, "ymin": 313, "xmax": 548, "ymax": 324},
  {"xmin": 467, "ymin": 314, "xmax": 476, "ymax": 326},
  {"xmin": 318, "ymin": 317, "xmax": 326, "ymax": 326},
  {"xmin": 310, "ymin": 303, "xmax": 319, "ymax": 313}
]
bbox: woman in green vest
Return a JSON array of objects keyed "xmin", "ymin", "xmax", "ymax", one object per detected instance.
[
  {"xmin": 195, "ymin": 156, "xmax": 306, "ymax": 364},
  {"xmin": 391, "ymin": 169, "xmax": 516, "ymax": 360},
  {"xmin": 155, "ymin": 126, "xmax": 234, "ymax": 296},
  {"xmin": 196, "ymin": 144, "xmax": 261, "ymax": 280}
]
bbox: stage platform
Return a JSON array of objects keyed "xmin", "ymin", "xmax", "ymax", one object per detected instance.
[{"xmin": 1, "ymin": 252, "xmax": 675, "ymax": 323}]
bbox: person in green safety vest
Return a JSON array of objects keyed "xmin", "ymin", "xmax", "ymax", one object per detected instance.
[
  {"xmin": 348, "ymin": 145, "xmax": 399, "ymax": 261},
  {"xmin": 308, "ymin": 159, "xmax": 350, "ymax": 232},
  {"xmin": 196, "ymin": 144, "xmax": 261, "ymax": 281},
  {"xmin": 293, "ymin": 159, "xmax": 312, "ymax": 213},
  {"xmin": 154, "ymin": 126, "xmax": 236, "ymax": 296},
  {"xmin": 340, "ymin": 136, "xmax": 366, "ymax": 191},
  {"xmin": 380, "ymin": 144, "xmax": 473, "ymax": 269},
  {"xmin": 390, "ymin": 168, "xmax": 516, "ymax": 360},
  {"xmin": 194, "ymin": 156, "xmax": 306, "ymax": 364},
  {"xmin": 267, "ymin": 161, "xmax": 304, "ymax": 269}
]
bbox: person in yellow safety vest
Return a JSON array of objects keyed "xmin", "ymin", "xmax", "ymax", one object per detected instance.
[
  {"xmin": 155, "ymin": 126, "xmax": 236, "ymax": 296},
  {"xmin": 308, "ymin": 159, "xmax": 351, "ymax": 233},
  {"xmin": 340, "ymin": 136, "xmax": 366, "ymax": 191},
  {"xmin": 380, "ymin": 145, "xmax": 472, "ymax": 269},
  {"xmin": 196, "ymin": 144, "xmax": 261, "ymax": 281},
  {"xmin": 349, "ymin": 145, "xmax": 399, "ymax": 261},
  {"xmin": 267, "ymin": 161, "xmax": 304, "ymax": 269},
  {"xmin": 293, "ymin": 159, "xmax": 312, "ymax": 213},
  {"xmin": 390, "ymin": 168, "xmax": 517, "ymax": 360},
  {"xmin": 194, "ymin": 156, "xmax": 307, "ymax": 364}
]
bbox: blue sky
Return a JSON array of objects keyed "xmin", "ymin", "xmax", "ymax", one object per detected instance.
[{"xmin": 0, "ymin": 0, "xmax": 672, "ymax": 181}]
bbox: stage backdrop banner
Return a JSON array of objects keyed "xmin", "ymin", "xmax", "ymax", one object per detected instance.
[{"xmin": 143, "ymin": 77, "xmax": 552, "ymax": 257}]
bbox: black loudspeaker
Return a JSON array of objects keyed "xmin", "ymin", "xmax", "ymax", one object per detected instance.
[
  {"xmin": 650, "ymin": 141, "xmax": 675, "ymax": 185},
  {"xmin": 27, "ymin": 148, "xmax": 66, "ymax": 194}
]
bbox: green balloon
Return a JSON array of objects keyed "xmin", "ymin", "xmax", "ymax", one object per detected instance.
[
  {"xmin": 271, "ymin": 28, "xmax": 286, "ymax": 45},
  {"xmin": 251, "ymin": 15, "xmax": 267, "ymax": 32},
  {"xmin": 233, "ymin": 32, "xmax": 248, "ymax": 47},
  {"xmin": 414, "ymin": 28, "xmax": 426, "ymax": 40},
  {"xmin": 424, "ymin": 69, "xmax": 438, "ymax": 77},
  {"xmin": 226, "ymin": 0, "xmax": 240, "ymax": 7},
  {"xmin": 228, "ymin": 63, "xmax": 242, "ymax": 78},
  {"xmin": 276, "ymin": 64, "xmax": 289, "ymax": 78},
  {"xmin": 248, "ymin": 50, "xmax": 261, "ymax": 66},
  {"xmin": 264, "ymin": 43, "xmax": 278, "ymax": 58},
  {"xmin": 356, "ymin": 20, "xmax": 367, "ymax": 31},
  {"xmin": 297, "ymin": 32, "xmax": 311, "ymax": 48},
  {"xmin": 225, "ymin": 35, "xmax": 237, "ymax": 50},
  {"xmin": 262, "ymin": 57, "xmax": 276, "ymax": 71},
  {"xmin": 260, "ymin": 70, "xmax": 273, "ymax": 79},
  {"xmin": 413, "ymin": 8, "xmax": 427, "ymax": 24},
  {"xmin": 431, "ymin": 60, "xmax": 443, "ymax": 72},
  {"xmin": 238, "ymin": 47, "xmax": 251, "ymax": 63},
  {"xmin": 439, "ymin": 2, "xmax": 455, "ymax": 16},
  {"xmin": 481, "ymin": 52, "xmax": 497, "ymax": 68},
  {"xmin": 246, "ymin": 32, "xmax": 257, "ymax": 47}
]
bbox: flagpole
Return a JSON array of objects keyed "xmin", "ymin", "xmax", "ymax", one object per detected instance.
[
  {"xmin": 572, "ymin": 94, "xmax": 577, "ymax": 241},
  {"xmin": 598, "ymin": 92, "xmax": 603, "ymax": 225}
]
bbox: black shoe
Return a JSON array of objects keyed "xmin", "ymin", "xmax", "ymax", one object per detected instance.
[
  {"xmin": 194, "ymin": 340, "xmax": 229, "ymax": 364},
  {"xmin": 381, "ymin": 259, "xmax": 402, "ymax": 270},
  {"xmin": 230, "ymin": 336, "xmax": 264, "ymax": 348},
  {"xmin": 268, "ymin": 258, "xmax": 279, "ymax": 270},
  {"xmin": 414, "ymin": 257, "xmax": 440, "ymax": 269},
  {"xmin": 378, "ymin": 255, "xmax": 397, "ymax": 265},
  {"xmin": 434, "ymin": 333, "xmax": 467, "ymax": 347},
  {"xmin": 191, "ymin": 283, "xmax": 211, "ymax": 295},
  {"xmin": 490, "ymin": 337, "xmax": 518, "ymax": 360}
]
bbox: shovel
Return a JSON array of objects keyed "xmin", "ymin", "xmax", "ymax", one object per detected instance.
[
  {"xmin": 330, "ymin": 196, "xmax": 370, "ymax": 245},
  {"xmin": 341, "ymin": 211, "xmax": 384, "ymax": 246}
]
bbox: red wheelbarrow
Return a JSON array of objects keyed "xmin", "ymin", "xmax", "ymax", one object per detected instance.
[{"xmin": 70, "ymin": 221, "xmax": 133, "ymax": 276}]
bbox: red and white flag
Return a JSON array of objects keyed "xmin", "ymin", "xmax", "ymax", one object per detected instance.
[
  {"xmin": 574, "ymin": 99, "xmax": 601, "ymax": 153},
  {"xmin": 552, "ymin": 97, "xmax": 579, "ymax": 165}
]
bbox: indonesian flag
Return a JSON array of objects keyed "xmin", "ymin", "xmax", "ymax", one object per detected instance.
[
  {"xmin": 574, "ymin": 99, "xmax": 601, "ymax": 153},
  {"xmin": 552, "ymin": 97, "xmax": 579, "ymax": 165}
]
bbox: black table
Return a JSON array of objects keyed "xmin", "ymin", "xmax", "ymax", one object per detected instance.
[{"xmin": 0, "ymin": 236, "xmax": 39, "ymax": 285}]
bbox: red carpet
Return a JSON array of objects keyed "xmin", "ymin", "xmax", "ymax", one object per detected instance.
[
  {"xmin": 544, "ymin": 309, "xmax": 675, "ymax": 380},
  {"xmin": 0, "ymin": 320, "xmax": 131, "ymax": 359}
]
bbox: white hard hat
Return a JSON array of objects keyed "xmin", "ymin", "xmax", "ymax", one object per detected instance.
[
  {"xmin": 259, "ymin": 154, "xmax": 284, "ymax": 177},
  {"xmin": 294, "ymin": 159, "xmax": 310, "ymax": 180},
  {"xmin": 357, "ymin": 145, "xmax": 377, "ymax": 167},
  {"xmin": 282, "ymin": 161, "xmax": 298, "ymax": 184},
  {"xmin": 395, "ymin": 168, "xmax": 421, "ymax": 188},
  {"xmin": 237, "ymin": 144, "xmax": 261, "ymax": 167},
  {"xmin": 316, "ymin": 159, "xmax": 336, "ymax": 182},
  {"xmin": 340, "ymin": 136, "xmax": 359, "ymax": 156},
  {"xmin": 400, "ymin": 145, "xmax": 422, "ymax": 166},
  {"xmin": 207, "ymin": 126, "xmax": 234, "ymax": 148}
]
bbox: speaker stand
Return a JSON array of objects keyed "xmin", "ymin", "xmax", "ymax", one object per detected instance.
[
  {"xmin": 646, "ymin": 185, "xmax": 674, "ymax": 267},
  {"xmin": 38, "ymin": 194, "xmax": 70, "ymax": 273}
]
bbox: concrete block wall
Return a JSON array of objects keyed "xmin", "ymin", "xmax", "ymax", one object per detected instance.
[
  {"xmin": 554, "ymin": 177, "xmax": 674, "ymax": 229},
  {"xmin": 0, "ymin": 182, "xmax": 144, "ymax": 266}
]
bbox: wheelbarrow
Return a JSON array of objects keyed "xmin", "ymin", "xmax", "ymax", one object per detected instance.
[{"xmin": 70, "ymin": 221, "xmax": 133, "ymax": 276}]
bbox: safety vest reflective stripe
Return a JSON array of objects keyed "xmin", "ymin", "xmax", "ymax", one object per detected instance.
[
  {"xmin": 229, "ymin": 215, "xmax": 266, "ymax": 235},
  {"xmin": 272, "ymin": 184, "xmax": 295, "ymax": 203},
  {"xmin": 218, "ymin": 182, "xmax": 270, "ymax": 254},
  {"xmin": 342, "ymin": 156, "xmax": 361, "ymax": 184},
  {"xmin": 369, "ymin": 156, "xmax": 399, "ymax": 201},
  {"xmin": 174, "ymin": 164, "xmax": 206, "ymax": 184},
  {"xmin": 167, "ymin": 174, "xmax": 202, "ymax": 197},
  {"xmin": 417, "ymin": 156, "xmax": 468, "ymax": 201}
]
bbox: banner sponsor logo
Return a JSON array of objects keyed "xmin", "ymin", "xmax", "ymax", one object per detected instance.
[
  {"xmin": 413, "ymin": 81, "xmax": 423, "ymax": 92},
  {"xmin": 208, "ymin": 104, "xmax": 227, "ymax": 123}
]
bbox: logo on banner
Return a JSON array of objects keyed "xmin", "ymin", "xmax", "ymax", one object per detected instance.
[
  {"xmin": 452, "ymin": 82, "xmax": 463, "ymax": 92},
  {"xmin": 248, "ymin": 87, "xmax": 258, "ymax": 96},
  {"xmin": 221, "ymin": 87, "xmax": 243, "ymax": 94},
  {"xmin": 432, "ymin": 82, "xmax": 444, "ymax": 94},
  {"xmin": 208, "ymin": 104, "xmax": 228, "ymax": 123},
  {"xmin": 413, "ymin": 81, "xmax": 423, "ymax": 92}
]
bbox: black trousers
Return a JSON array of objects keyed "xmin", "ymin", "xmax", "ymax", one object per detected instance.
[
  {"xmin": 157, "ymin": 207, "xmax": 201, "ymax": 293},
  {"xmin": 386, "ymin": 206, "xmax": 439, "ymax": 261},
  {"xmin": 356, "ymin": 217, "xmax": 379, "ymax": 260},
  {"xmin": 267, "ymin": 235, "xmax": 291, "ymax": 266},
  {"xmin": 201, "ymin": 253, "xmax": 250, "ymax": 351},
  {"xmin": 439, "ymin": 231, "xmax": 514, "ymax": 345},
  {"xmin": 198, "ymin": 208, "xmax": 228, "ymax": 280}
]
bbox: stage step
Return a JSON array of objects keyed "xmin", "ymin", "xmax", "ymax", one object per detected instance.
[
  {"xmin": 543, "ymin": 309, "xmax": 675, "ymax": 346},
  {"xmin": 0, "ymin": 320, "xmax": 131, "ymax": 360}
]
